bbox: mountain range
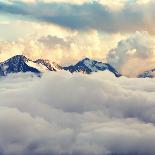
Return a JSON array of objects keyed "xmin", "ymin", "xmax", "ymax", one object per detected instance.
[
  {"xmin": 0, "ymin": 55, "xmax": 154, "ymax": 78},
  {"xmin": 0, "ymin": 55, "xmax": 121, "ymax": 77}
]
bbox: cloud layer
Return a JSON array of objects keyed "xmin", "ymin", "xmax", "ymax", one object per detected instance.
[
  {"xmin": 0, "ymin": 72, "xmax": 155, "ymax": 155},
  {"xmin": 1, "ymin": 0, "xmax": 155, "ymax": 33}
]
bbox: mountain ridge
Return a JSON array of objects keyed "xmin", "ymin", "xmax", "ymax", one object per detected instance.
[
  {"xmin": 1, "ymin": 55, "xmax": 155, "ymax": 78},
  {"xmin": 0, "ymin": 55, "xmax": 62, "ymax": 76},
  {"xmin": 0, "ymin": 55, "xmax": 122, "ymax": 77},
  {"xmin": 63, "ymin": 57, "xmax": 121, "ymax": 77}
]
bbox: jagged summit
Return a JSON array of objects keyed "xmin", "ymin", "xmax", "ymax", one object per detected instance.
[
  {"xmin": 0, "ymin": 55, "xmax": 61, "ymax": 76},
  {"xmin": 0, "ymin": 55, "xmax": 122, "ymax": 77},
  {"xmin": 5, "ymin": 55, "xmax": 29, "ymax": 62},
  {"xmin": 81, "ymin": 57, "xmax": 90, "ymax": 61},
  {"xmin": 0, "ymin": 55, "xmax": 39, "ymax": 76},
  {"xmin": 34, "ymin": 59, "xmax": 62, "ymax": 71},
  {"xmin": 63, "ymin": 57, "xmax": 122, "ymax": 77}
]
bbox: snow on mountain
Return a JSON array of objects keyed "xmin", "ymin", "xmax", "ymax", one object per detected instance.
[
  {"xmin": 34, "ymin": 59, "xmax": 62, "ymax": 71},
  {"xmin": 26, "ymin": 61, "xmax": 48, "ymax": 72},
  {"xmin": 0, "ymin": 55, "xmax": 62, "ymax": 76},
  {"xmin": 0, "ymin": 56, "xmax": 122, "ymax": 77},
  {"xmin": 138, "ymin": 68, "xmax": 155, "ymax": 78},
  {"xmin": 63, "ymin": 58, "xmax": 121, "ymax": 77},
  {"xmin": 0, "ymin": 55, "xmax": 40, "ymax": 76}
]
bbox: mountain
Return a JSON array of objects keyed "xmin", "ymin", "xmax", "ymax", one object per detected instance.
[
  {"xmin": 34, "ymin": 59, "xmax": 62, "ymax": 71},
  {"xmin": 138, "ymin": 68, "xmax": 155, "ymax": 78},
  {"xmin": 0, "ymin": 56, "xmax": 121, "ymax": 77},
  {"xmin": 63, "ymin": 58, "xmax": 121, "ymax": 77},
  {"xmin": 0, "ymin": 55, "xmax": 61, "ymax": 76}
]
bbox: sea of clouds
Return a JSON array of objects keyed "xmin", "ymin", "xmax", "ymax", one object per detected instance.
[{"xmin": 0, "ymin": 71, "xmax": 155, "ymax": 155}]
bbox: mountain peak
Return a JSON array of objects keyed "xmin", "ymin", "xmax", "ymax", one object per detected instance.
[
  {"xmin": 9, "ymin": 55, "xmax": 29, "ymax": 61},
  {"xmin": 0, "ymin": 55, "xmax": 40, "ymax": 76},
  {"xmin": 63, "ymin": 58, "xmax": 121, "ymax": 77},
  {"xmin": 0, "ymin": 55, "xmax": 61, "ymax": 76},
  {"xmin": 81, "ymin": 57, "xmax": 90, "ymax": 61},
  {"xmin": 138, "ymin": 68, "xmax": 155, "ymax": 78},
  {"xmin": 34, "ymin": 59, "xmax": 62, "ymax": 71},
  {"xmin": 0, "ymin": 55, "xmax": 121, "ymax": 78}
]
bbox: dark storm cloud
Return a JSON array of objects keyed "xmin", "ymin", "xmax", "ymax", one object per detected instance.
[{"xmin": 0, "ymin": 1, "xmax": 155, "ymax": 33}]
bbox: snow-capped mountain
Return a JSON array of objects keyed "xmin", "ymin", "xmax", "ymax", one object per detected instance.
[
  {"xmin": 27, "ymin": 59, "xmax": 62, "ymax": 72},
  {"xmin": 138, "ymin": 68, "xmax": 155, "ymax": 78},
  {"xmin": 0, "ymin": 55, "xmax": 121, "ymax": 77},
  {"xmin": 34, "ymin": 59, "xmax": 62, "ymax": 71},
  {"xmin": 63, "ymin": 58, "xmax": 121, "ymax": 77},
  {"xmin": 0, "ymin": 55, "xmax": 61, "ymax": 76}
]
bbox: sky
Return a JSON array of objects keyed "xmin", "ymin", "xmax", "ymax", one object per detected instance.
[
  {"xmin": 0, "ymin": 2, "xmax": 155, "ymax": 154},
  {"xmin": 0, "ymin": 0, "xmax": 155, "ymax": 76}
]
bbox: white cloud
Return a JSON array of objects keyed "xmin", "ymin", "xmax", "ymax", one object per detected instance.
[
  {"xmin": 108, "ymin": 31, "xmax": 155, "ymax": 77},
  {"xmin": 0, "ymin": 23, "xmax": 124, "ymax": 65},
  {"xmin": 98, "ymin": 0, "xmax": 129, "ymax": 11},
  {"xmin": 0, "ymin": 72, "xmax": 155, "ymax": 155}
]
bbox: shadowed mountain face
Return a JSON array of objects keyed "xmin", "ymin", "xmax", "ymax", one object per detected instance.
[
  {"xmin": 138, "ymin": 68, "xmax": 155, "ymax": 78},
  {"xmin": 63, "ymin": 58, "xmax": 122, "ymax": 77},
  {"xmin": 0, "ymin": 55, "xmax": 122, "ymax": 77},
  {"xmin": 2, "ymin": 55, "xmax": 155, "ymax": 78},
  {"xmin": 0, "ymin": 55, "xmax": 62, "ymax": 76},
  {"xmin": 0, "ymin": 55, "xmax": 40, "ymax": 76}
]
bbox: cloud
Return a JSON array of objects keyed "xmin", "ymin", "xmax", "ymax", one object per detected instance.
[
  {"xmin": 1, "ymin": 0, "xmax": 155, "ymax": 33},
  {"xmin": 38, "ymin": 35, "xmax": 70, "ymax": 49},
  {"xmin": 7, "ymin": 0, "xmax": 89, "ymax": 5},
  {"xmin": 107, "ymin": 31, "xmax": 155, "ymax": 77},
  {"xmin": 2, "ymin": 30, "xmax": 155, "ymax": 77},
  {"xmin": 0, "ymin": 28, "xmax": 123, "ymax": 65},
  {"xmin": 0, "ymin": 71, "xmax": 155, "ymax": 155}
]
